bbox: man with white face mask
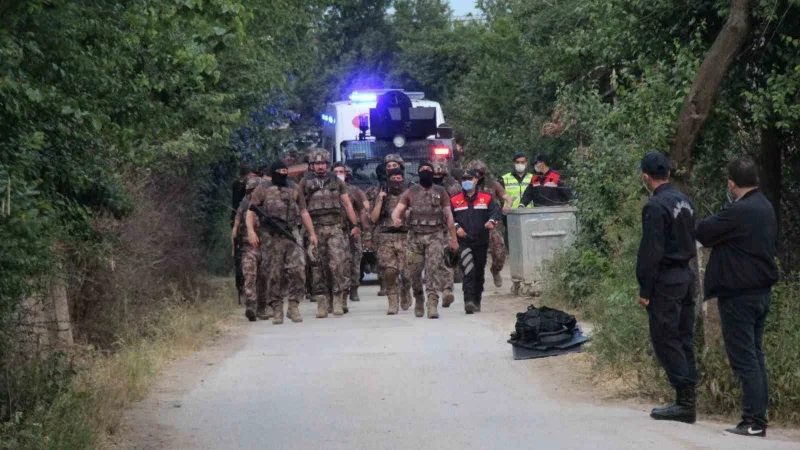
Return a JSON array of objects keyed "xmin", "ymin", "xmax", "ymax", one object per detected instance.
[{"xmin": 500, "ymin": 152, "xmax": 533, "ymax": 209}]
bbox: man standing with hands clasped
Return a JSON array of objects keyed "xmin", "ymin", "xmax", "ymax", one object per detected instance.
[
  {"xmin": 450, "ymin": 169, "xmax": 502, "ymax": 314},
  {"xmin": 695, "ymin": 158, "xmax": 778, "ymax": 438},
  {"xmin": 636, "ymin": 151, "xmax": 698, "ymax": 425}
]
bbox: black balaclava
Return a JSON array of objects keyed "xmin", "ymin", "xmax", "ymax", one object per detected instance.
[
  {"xmin": 387, "ymin": 169, "xmax": 404, "ymax": 193},
  {"xmin": 418, "ymin": 162, "xmax": 434, "ymax": 188},
  {"xmin": 271, "ymin": 161, "xmax": 288, "ymax": 187}
]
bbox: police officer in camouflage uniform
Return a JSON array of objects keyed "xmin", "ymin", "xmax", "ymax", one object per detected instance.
[
  {"xmin": 246, "ymin": 161, "xmax": 319, "ymax": 324},
  {"xmin": 365, "ymin": 154, "xmax": 407, "ymax": 296},
  {"xmin": 300, "ymin": 149, "xmax": 361, "ymax": 318},
  {"xmin": 432, "ymin": 157, "xmax": 459, "ymax": 307},
  {"xmin": 370, "ymin": 168, "xmax": 413, "ymax": 314},
  {"xmin": 466, "ymin": 160, "xmax": 512, "ymax": 288},
  {"xmin": 332, "ymin": 163, "xmax": 371, "ymax": 303},
  {"xmin": 234, "ymin": 177, "xmax": 273, "ymax": 320},
  {"xmin": 391, "ymin": 162, "xmax": 459, "ymax": 319}
]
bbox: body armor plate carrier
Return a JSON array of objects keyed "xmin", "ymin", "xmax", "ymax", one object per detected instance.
[
  {"xmin": 305, "ymin": 176, "xmax": 343, "ymax": 226},
  {"xmin": 380, "ymin": 189, "xmax": 408, "ymax": 233},
  {"xmin": 408, "ymin": 185, "xmax": 445, "ymax": 234},
  {"xmin": 256, "ymin": 185, "xmax": 298, "ymax": 232}
]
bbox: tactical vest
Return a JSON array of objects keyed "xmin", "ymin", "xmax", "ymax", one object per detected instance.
[
  {"xmin": 379, "ymin": 189, "xmax": 408, "ymax": 233},
  {"xmin": 305, "ymin": 176, "xmax": 343, "ymax": 226},
  {"xmin": 408, "ymin": 185, "xmax": 446, "ymax": 234},
  {"xmin": 502, "ymin": 172, "xmax": 533, "ymax": 208},
  {"xmin": 257, "ymin": 185, "xmax": 298, "ymax": 230}
]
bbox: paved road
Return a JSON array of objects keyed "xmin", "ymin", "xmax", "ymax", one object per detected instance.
[{"xmin": 128, "ymin": 278, "xmax": 800, "ymax": 450}]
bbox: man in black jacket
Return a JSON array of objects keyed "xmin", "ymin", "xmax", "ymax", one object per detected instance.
[
  {"xmin": 636, "ymin": 152, "xmax": 698, "ymax": 424},
  {"xmin": 519, "ymin": 153, "xmax": 572, "ymax": 207},
  {"xmin": 450, "ymin": 169, "xmax": 502, "ymax": 314},
  {"xmin": 695, "ymin": 158, "xmax": 778, "ymax": 438}
]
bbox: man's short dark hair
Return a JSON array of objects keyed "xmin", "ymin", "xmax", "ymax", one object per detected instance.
[
  {"xmin": 258, "ymin": 165, "xmax": 270, "ymax": 177},
  {"xmin": 727, "ymin": 158, "xmax": 759, "ymax": 188}
]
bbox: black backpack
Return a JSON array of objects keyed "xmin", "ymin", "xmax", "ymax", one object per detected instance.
[{"xmin": 510, "ymin": 305, "xmax": 577, "ymax": 344}]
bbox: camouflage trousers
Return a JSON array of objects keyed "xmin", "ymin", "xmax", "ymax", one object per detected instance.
[
  {"xmin": 373, "ymin": 232, "xmax": 387, "ymax": 290},
  {"xmin": 377, "ymin": 232, "xmax": 411, "ymax": 296},
  {"xmin": 262, "ymin": 234, "xmax": 306, "ymax": 305},
  {"xmin": 242, "ymin": 242, "xmax": 268, "ymax": 310},
  {"xmin": 405, "ymin": 229, "xmax": 449, "ymax": 296},
  {"xmin": 489, "ymin": 226, "xmax": 506, "ymax": 273},
  {"xmin": 346, "ymin": 233, "xmax": 363, "ymax": 289},
  {"xmin": 312, "ymin": 224, "xmax": 350, "ymax": 296}
]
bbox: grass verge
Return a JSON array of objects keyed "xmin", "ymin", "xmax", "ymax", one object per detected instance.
[
  {"xmin": 541, "ymin": 239, "xmax": 800, "ymax": 426},
  {"xmin": 1, "ymin": 279, "xmax": 238, "ymax": 450}
]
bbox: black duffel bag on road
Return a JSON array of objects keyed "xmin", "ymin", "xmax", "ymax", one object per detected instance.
[{"xmin": 509, "ymin": 305, "xmax": 577, "ymax": 347}]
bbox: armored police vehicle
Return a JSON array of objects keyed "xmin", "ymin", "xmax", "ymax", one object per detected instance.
[{"xmin": 320, "ymin": 90, "xmax": 454, "ymax": 188}]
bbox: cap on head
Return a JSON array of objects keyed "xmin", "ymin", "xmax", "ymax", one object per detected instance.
[
  {"xmin": 462, "ymin": 168, "xmax": 480, "ymax": 179},
  {"xmin": 513, "ymin": 152, "xmax": 527, "ymax": 161},
  {"xmin": 332, "ymin": 161, "xmax": 345, "ymax": 171},
  {"xmin": 639, "ymin": 151, "xmax": 670, "ymax": 178},
  {"xmin": 534, "ymin": 153, "xmax": 551, "ymax": 166},
  {"xmin": 467, "ymin": 159, "xmax": 487, "ymax": 176},
  {"xmin": 418, "ymin": 161, "xmax": 434, "ymax": 172},
  {"xmin": 245, "ymin": 177, "xmax": 261, "ymax": 191}
]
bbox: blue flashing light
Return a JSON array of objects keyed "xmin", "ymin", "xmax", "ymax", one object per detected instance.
[
  {"xmin": 349, "ymin": 91, "xmax": 378, "ymax": 103},
  {"xmin": 321, "ymin": 114, "xmax": 336, "ymax": 124}
]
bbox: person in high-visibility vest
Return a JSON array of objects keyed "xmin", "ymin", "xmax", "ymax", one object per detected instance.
[
  {"xmin": 499, "ymin": 152, "xmax": 534, "ymax": 208},
  {"xmin": 499, "ymin": 152, "xmax": 534, "ymax": 250}
]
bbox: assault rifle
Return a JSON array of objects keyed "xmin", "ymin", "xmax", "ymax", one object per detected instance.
[{"xmin": 248, "ymin": 204, "xmax": 317, "ymax": 264}]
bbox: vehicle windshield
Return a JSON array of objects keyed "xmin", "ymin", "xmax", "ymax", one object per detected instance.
[{"xmin": 343, "ymin": 139, "xmax": 438, "ymax": 188}]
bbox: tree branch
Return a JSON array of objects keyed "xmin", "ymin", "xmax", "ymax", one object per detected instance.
[{"xmin": 670, "ymin": 0, "xmax": 753, "ymax": 182}]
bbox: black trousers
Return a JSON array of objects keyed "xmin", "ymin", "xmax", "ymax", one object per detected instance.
[
  {"xmin": 460, "ymin": 244, "xmax": 488, "ymax": 306},
  {"xmin": 718, "ymin": 293, "xmax": 771, "ymax": 427},
  {"xmin": 647, "ymin": 279, "xmax": 697, "ymax": 389}
]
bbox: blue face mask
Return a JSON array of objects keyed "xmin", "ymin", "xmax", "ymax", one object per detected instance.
[{"xmin": 461, "ymin": 180, "xmax": 475, "ymax": 191}]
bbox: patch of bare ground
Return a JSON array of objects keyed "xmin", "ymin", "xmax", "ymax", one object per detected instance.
[{"xmin": 109, "ymin": 313, "xmax": 250, "ymax": 450}]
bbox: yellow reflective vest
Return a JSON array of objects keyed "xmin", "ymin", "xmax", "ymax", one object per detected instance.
[{"xmin": 502, "ymin": 172, "xmax": 533, "ymax": 208}]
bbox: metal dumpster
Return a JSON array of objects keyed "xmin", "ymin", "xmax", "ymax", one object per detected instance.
[{"xmin": 507, "ymin": 206, "xmax": 578, "ymax": 295}]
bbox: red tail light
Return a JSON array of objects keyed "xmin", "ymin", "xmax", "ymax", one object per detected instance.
[{"xmin": 432, "ymin": 147, "xmax": 450, "ymax": 156}]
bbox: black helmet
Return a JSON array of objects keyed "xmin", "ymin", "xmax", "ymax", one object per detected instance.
[{"xmin": 443, "ymin": 247, "xmax": 460, "ymax": 269}]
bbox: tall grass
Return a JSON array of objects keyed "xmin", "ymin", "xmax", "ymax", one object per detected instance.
[
  {"xmin": 1, "ymin": 283, "xmax": 237, "ymax": 450},
  {"xmin": 542, "ymin": 238, "xmax": 800, "ymax": 424}
]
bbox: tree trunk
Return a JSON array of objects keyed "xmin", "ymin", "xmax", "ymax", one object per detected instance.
[
  {"xmin": 759, "ymin": 126, "xmax": 782, "ymax": 221},
  {"xmin": 759, "ymin": 125, "xmax": 783, "ymax": 258},
  {"xmin": 670, "ymin": 0, "xmax": 753, "ymax": 181}
]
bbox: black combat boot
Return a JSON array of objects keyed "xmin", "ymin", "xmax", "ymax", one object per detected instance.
[{"xmin": 650, "ymin": 386, "xmax": 696, "ymax": 424}]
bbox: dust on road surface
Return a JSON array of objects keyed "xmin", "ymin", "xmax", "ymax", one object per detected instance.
[{"xmin": 114, "ymin": 271, "xmax": 800, "ymax": 450}]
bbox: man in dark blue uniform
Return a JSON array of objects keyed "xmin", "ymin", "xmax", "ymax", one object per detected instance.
[
  {"xmin": 450, "ymin": 169, "xmax": 502, "ymax": 314},
  {"xmin": 695, "ymin": 158, "xmax": 778, "ymax": 438},
  {"xmin": 636, "ymin": 152, "xmax": 698, "ymax": 424}
]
